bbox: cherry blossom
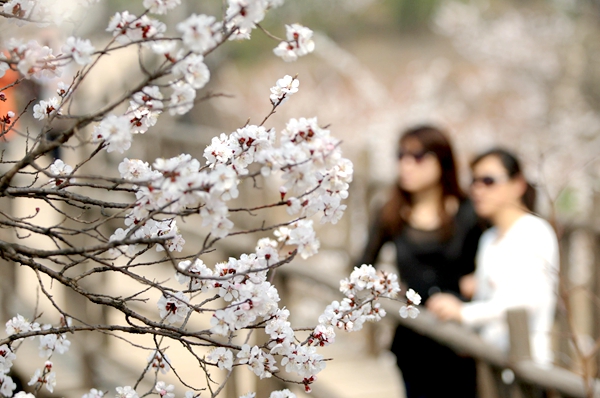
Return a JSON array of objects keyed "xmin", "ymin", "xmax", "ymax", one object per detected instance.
[
  {"xmin": 176, "ymin": 259, "xmax": 214, "ymax": 292},
  {"xmin": 157, "ymin": 291, "xmax": 190, "ymax": 324},
  {"xmin": 399, "ymin": 305, "xmax": 420, "ymax": 319},
  {"xmin": 270, "ymin": 74, "xmax": 299, "ymax": 105},
  {"xmin": 173, "ymin": 54, "xmax": 210, "ymax": 89},
  {"xmin": 62, "ymin": 37, "xmax": 95, "ymax": 66},
  {"xmin": 0, "ymin": 62, "xmax": 9, "ymax": 78},
  {"xmin": 14, "ymin": 392, "xmax": 36, "ymax": 398},
  {"xmin": 56, "ymin": 81, "xmax": 71, "ymax": 97},
  {"xmin": 177, "ymin": 14, "xmax": 219, "ymax": 54},
  {"xmin": 143, "ymin": 0, "xmax": 181, "ymax": 15},
  {"xmin": 273, "ymin": 24, "xmax": 315, "ymax": 62},
  {"xmin": 406, "ymin": 288, "xmax": 422, "ymax": 305},
  {"xmin": 2, "ymin": 0, "xmax": 34, "ymax": 20},
  {"xmin": 6, "ymin": 314, "xmax": 40, "ymax": 336},
  {"xmin": 48, "ymin": 159, "xmax": 73, "ymax": 188},
  {"xmin": 155, "ymin": 381, "xmax": 175, "ymax": 398},
  {"xmin": 91, "ymin": 114, "xmax": 133, "ymax": 153},
  {"xmin": 207, "ymin": 347, "xmax": 234, "ymax": 370},
  {"xmin": 269, "ymin": 390, "xmax": 296, "ymax": 398},
  {"xmin": 38, "ymin": 329, "xmax": 71, "ymax": 358},
  {"xmin": 33, "ymin": 97, "xmax": 60, "ymax": 120},
  {"xmin": 82, "ymin": 388, "xmax": 105, "ymax": 398},
  {"xmin": 0, "ymin": 374, "xmax": 16, "ymax": 397},
  {"xmin": 107, "ymin": 12, "xmax": 166, "ymax": 45},
  {"xmin": 147, "ymin": 350, "xmax": 171, "ymax": 374},
  {"xmin": 0, "ymin": 345, "xmax": 16, "ymax": 374},
  {"xmin": 168, "ymin": 81, "xmax": 196, "ymax": 115},
  {"xmin": 28, "ymin": 361, "xmax": 56, "ymax": 393},
  {"xmin": 226, "ymin": 0, "xmax": 268, "ymax": 31},
  {"xmin": 115, "ymin": 386, "xmax": 139, "ymax": 398}
]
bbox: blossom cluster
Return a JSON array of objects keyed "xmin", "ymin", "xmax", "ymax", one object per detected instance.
[
  {"xmin": 0, "ymin": 1, "xmax": 414, "ymax": 397},
  {"xmin": 154, "ymin": 238, "xmax": 322, "ymax": 391},
  {"xmin": 107, "ymin": 74, "xmax": 352, "ymax": 259},
  {"xmin": 306, "ymin": 265, "xmax": 422, "ymax": 349},
  {"xmin": 312, "ymin": 264, "xmax": 402, "ymax": 346},
  {"xmin": 1, "ymin": 315, "xmax": 72, "ymax": 396},
  {"xmin": 273, "ymin": 24, "xmax": 316, "ymax": 62}
]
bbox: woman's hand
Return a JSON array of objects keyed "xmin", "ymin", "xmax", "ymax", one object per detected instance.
[{"xmin": 426, "ymin": 293, "xmax": 463, "ymax": 322}]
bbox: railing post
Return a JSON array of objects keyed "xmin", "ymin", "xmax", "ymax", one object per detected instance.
[
  {"xmin": 592, "ymin": 230, "xmax": 600, "ymax": 376},
  {"xmin": 476, "ymin": 360, "xmax": 502, "ymax": 398},
  {"xmin": 507, "ymin": 308, "xmax": 532, "ymax": 363},
  {"xmin": 507, "ymin": 308, "xmax": 534, "ymax": 398},
  {"xmin": 557, "ymin": 229, "xmax": 571, "ymax": 369}
]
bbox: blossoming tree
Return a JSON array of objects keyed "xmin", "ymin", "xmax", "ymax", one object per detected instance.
[{"xmin": 0, "ymin": 1, "xmax": 418, "ymax": 397}]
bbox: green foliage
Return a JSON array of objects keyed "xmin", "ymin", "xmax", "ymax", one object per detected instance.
[{"xmin": 556, "ymin": 187, "xmax": 578, "ymax": 215}]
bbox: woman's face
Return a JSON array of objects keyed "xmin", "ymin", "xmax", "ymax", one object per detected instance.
[
  {"xmin": 470, "ymin": 155, "xmax": 525, "ymax": 219},
  {"xmin": 397, "ymin": 138, "xmax": 442, "ymax": 193}
]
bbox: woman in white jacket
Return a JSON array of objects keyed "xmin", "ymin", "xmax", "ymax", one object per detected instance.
[{"xmin": 427, "ymin": 148, "xmax": 559, "ymax": 366}]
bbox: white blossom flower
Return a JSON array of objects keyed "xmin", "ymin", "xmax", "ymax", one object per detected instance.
[
  {"xmin": 157, "ymin": 291, "xmax": 190, "ymax": 324},
  {"xmin": 269, "ymin": 390, "xmax": 296, "ymax": 398},
  {"xmin": 38, "ymin": 331, "xmax": 71, "ymax": 358},
  {"xmin": 273, "ymin": 24, "xmax": 315, "ymax": 62},
  {"xmin": 177, "ymin": 14, "xmax": 219, "ymax": 53},
  {"xmin": 6, "ymin": 314, "xmax": 40, "ymax": 336},
  {"xmin": 143, "ymin": 0, "xmax": 181, "ymax": 14},
  {"xmin": 14, "ymin": 40, "xmax": 60, "ymax": 79},
  {"xmin": 147, "ymin": 350, "xmax": 171, "ymax": 374},
  {"xmin": 14, "ymin": 392, "xmax": 36, "ymax": 398},
  {"xmin": 0, "ymin": 345, "xmax": 16, "ymax": 374},
  {"xmin": 91, "ymin": 114, "xmax": 132, "ymax": 153},
  {"xmin": 399, "ymin": 305, "xmax": 420, "ymax": 319},
  {"xmin": 168, "ymin": 81, "xmax": 196, "ymax": 115},
  {"xmin": 207, "ymin": 347, "xmax": 233, "ymax": 370},
  {"xmin": 173, "ymin": 54, "xmax": 210, "ymax": 89},
  {"xmin": 239, "ymin": 393, "xmax": 255, "ymax": 398},
  {"xmin": 115, "ymin": 386, "xmax": 138, "ymax": 398},
  {"xmin": 0, "ymin": 62, "xmax": 9, "ymax": 79},
  {"xmin": 270, "ymin": 74, "xmax": 299, "ymax": 105},
  {"xmin": 48, "ymin": 159, "xmax": 73, "ymax": 188},
  {"xmin": 226, "ymin": 0, "xmax": 268, "ymax": 31},
  {"xmin": 406, "ymin": 288, "xmax": 422, "ymax": 305},
  {"xmin": 286, "ymin": 219, "xmax": 320, "ymax": 259},
  {"xmin": 3, "ymin": 0, "xmax": 34, "ymax": 20},
  {"xmin": 62, "ymin": 36, "xmax": 95, "ymax": 65},
  {"xmin": 176, "ymin": 259, "xmax": 214, "ymax": 292},
  {"xmin": 82, "ymin": 388, "xmax": 105, "ymax": 398},
  {"xmin": 155, "ymin": 381, "xmax": 175, "ymax": 398},
  {"xmin": 28, "ymin": 362, "xmax": 56, "ymax": 393},
  {"xmin": 0, "ymin": 374, "xmax": 16, "ymax": 397},
  {"xmin": 56, "ymin": 81, "xmax": 71, "ymax": 97},
  {"xmin": 33, "ymin": 97, "xmax": 60, "ymax": 120}
]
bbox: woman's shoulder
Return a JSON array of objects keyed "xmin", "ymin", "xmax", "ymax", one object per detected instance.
[
  {"xmin": 511, "ymin": 214, "xmax": 559, "ymax": 251},
  {"xmin": 515, "ymin": 214, "xmax": 556, "ymax": 236}
]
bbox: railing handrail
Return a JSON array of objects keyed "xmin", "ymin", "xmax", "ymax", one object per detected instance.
[{"xmin": 279, "ymin": 266, "xmax": 600, "ymax": 398}]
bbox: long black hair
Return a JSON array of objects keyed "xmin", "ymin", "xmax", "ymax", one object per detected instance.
[
  {"xmin": 470, "ymin": 148, "xmax": 536, "ymax": 212},
  {"xmin": 380, "ymin": 125, "xmax": 464, "ymax": 235}
]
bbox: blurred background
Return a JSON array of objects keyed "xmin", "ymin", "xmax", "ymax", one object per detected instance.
[{"xmin": 2, "ymin": 0, "xmax": 600, "ymax": 397}]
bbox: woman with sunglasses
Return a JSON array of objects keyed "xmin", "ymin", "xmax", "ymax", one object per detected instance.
[
  {"xmin": 358, "ymin": 125, "xmax": 484, "ymax": 398},
  {"xmin": 427, "ymin": 148, "xmax": 559, "ymax": 366}
]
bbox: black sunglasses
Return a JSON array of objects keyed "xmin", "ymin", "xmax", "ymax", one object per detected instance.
[
  {"xmin": 397, "ymin": 150, "xmax": 432, "ymax": 163},
  {"xmin": 471, "ymin": 175, "xmax": 509, "ymax": 187}
]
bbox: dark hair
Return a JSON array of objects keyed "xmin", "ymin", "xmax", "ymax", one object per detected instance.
[
  {"xmin": 380, "ymin": 125, "xmax": 464, "ymax": 235},
  {"xmin": 470, "ymin": 148, "xmax": 536, "ymax": 212}
]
